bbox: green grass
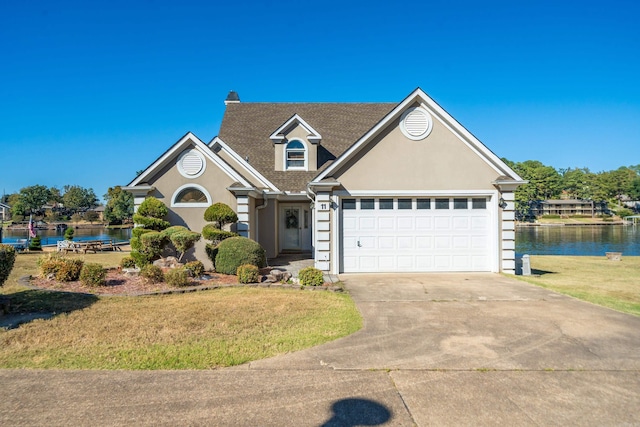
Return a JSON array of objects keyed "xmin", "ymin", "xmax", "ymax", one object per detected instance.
[
  {"xmin": 516, "ymin": 255, "xmax": 640, "ymax": 316},
  {"xmin": 0, "ymin": 252, "xmax": 362, "ymax": 369}
]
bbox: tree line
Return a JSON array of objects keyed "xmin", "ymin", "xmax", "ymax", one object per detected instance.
[
  {"xmin": 2, "ymin": 185, "xmax": 133, "ymax": 225},
  {"xmin": 503, "ymin": 160, "xmax": 640, "ymax": 219}
]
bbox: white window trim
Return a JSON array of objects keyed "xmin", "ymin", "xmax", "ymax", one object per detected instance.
[
  {"xmin": 284, "ymin": 139, "xmax": 308, "ymax": 171},
  {"xmin": 171, "ymin": 183, "xmax": 212, "ymax": 207},
  {"xmin": 177, "ymin": 149, "xmax": 206, "ymax": 179}
]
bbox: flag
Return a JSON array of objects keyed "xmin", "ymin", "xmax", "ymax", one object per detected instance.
[{"xmin": 28, "ymin": 216, "xmax": 36, "ymax": 238}]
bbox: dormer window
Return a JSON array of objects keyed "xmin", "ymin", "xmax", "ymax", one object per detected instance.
[{"xmin": 285, "ymin": 140, "xmax": 306, "ymax": 169}]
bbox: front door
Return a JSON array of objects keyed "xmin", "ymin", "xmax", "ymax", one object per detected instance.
[{"xmin": 280, "ymin": 205, "xmax": 312, "ymax": 252}]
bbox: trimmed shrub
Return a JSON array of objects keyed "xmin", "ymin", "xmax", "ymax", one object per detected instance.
[
  {"xmin": 64, "ymin": 227, "xmax": 74, "ymax": 240},
  {"xmin": 132, "ymin": 215, "xmax": 171, "ymax": 231},
  {"xmin": 119, "ymin": 256, "xmax": 136, "ymax": 269},
  {"xmin": 161, "ymin": 225, "xmax": 188, "ymax": 239},
  {"xmin": 130, "ymin": 228, "xmax": 153, "ymax": 251},
  {"xmin": 80, "ymin": 263, "xmax": 107, "ymax": 287},
  {"xmin": 237, "ymin": 264, "xmax": 260, "ymax": 284},
  {"xmin": 28, "ymin": 236, "xmax": 42, "ymax": 251},
  {"xmin": 37, "ymin": 253, "xmax": 84, "ymax": 282},
  {"xmin": 37, "ymin": 253, "xmax": 62, "ymax": 276},
  {"xmin": 140, "ymin": 264, "xmax": 164, "ymax": 284},
  {"xmin": 130, "ymin": 251, "xmax": 150, "ymax": 268},
  {"xmin": 165, "ymin": 267, "xmax": 190, "ymax": 287},
  {"xmin": 54, "ymin": 258, "xmax": 84, "ymax": 282},
  {"xmin": 211, "ymin": 236, "xmax": 266, "ymax": 275},
  {"xmin": 202, "ymin": 224, "xmax": 237, "ymax": 243},
  {"xmin": 170, "ymin": 230, "xmax": 201, "ymax": 261},
  {"xmin": 136, "ymin": 197, "xmax": 168, "ymax": 219},
  {"xmin": 0, "ymin": 244, "xmax": 17, "ymax": 287},
  {"xmin": 204, "ymin": 203, "xmax": 238, "ymax": 229},
  {"xmin": 139, "ymin": 231, "xmax": 167, "ymax": 260},
  {"xmin": 184, "ymin": 260, "xmax": 205, "ymax": 277},
  {"xmin": 298, "ymin": 267, "xmax": 324, "ymax": 287}
]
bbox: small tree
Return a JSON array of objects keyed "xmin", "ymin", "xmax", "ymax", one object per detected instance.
[
  {"xmin": 202, "ymin": 203, "xmax": 238, "ymax": 246},
  {"xmin": 130, "ymin": 197, "xmax": 170, "ymax": 265},
  {"xmin": 169, "ymin": 230, "xmax": 201, "ymax": 261}
]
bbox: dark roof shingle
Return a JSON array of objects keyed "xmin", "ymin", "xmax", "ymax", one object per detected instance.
[{"xmin": 217, "ymin": 103, "xmax": 396, "ymax": 191}]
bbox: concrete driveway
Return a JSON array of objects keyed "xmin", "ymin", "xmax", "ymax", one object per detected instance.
[{"xmin": 2, "ymin": 273, "xmax": 640, "ymax": 426}]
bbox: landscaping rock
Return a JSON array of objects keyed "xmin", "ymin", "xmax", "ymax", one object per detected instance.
[
  {"xmin": 122, "ymin": 267, "xmax": 141, "ymax": 277},
  {"xmin": 153, "ymin": 257, "xmax": 183, "ymax": 269}
]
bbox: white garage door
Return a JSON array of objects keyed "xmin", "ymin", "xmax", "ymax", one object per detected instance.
[{"xmin": 341, "ymin": 197, "xmax": 492, "ymax": 273}]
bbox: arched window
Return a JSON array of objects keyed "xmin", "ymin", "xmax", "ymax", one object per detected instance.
[
  {"xmin": 171, "ymin": 184, "xmax": 211, "ymax": 207},
  {"xmin": 285, "ymin": 140, "xmax": 306, "ymax": 169}
]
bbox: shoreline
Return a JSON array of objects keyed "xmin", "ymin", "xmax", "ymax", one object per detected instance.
[{"xmin": 517, "ymin": 222, "xmax": 626, "ymax": 227}]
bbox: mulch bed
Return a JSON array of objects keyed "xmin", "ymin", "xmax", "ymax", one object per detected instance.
[{"xmin": 30, "ymin": 269, "xmax": 241, "ymax": 296}]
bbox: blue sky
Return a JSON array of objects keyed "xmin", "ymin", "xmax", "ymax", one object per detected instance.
[{"xmin": 1, "ymin": 0, "xmax": 639, "ymax": 202}]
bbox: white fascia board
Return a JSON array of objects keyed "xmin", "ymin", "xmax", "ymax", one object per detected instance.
[
  {"xmin": 333, "ymin": 189, "xmax": 498, "ymax": 196},
  {"xmin": 209, "ymin": 137, "xmax": 280, "ymax": 191},
  {"xmin": 314, "ymin": 88, "xmax": 524, "ymax": 183},
  {"xmin": 129, "ymin": 132, "xmax": 251, "ymax": 188},
  {"xmin": 269, "ymin": 114, "xmax": 322, "ymax": 144}
]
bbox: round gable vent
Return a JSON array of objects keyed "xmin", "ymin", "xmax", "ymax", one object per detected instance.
[
  {"xmin": 400, "ymin": 107, "xmax": 433, "ymax": 140},
  {"xmin": 178, "ymin": 150, "xmax": 205, "ymax": 178}
]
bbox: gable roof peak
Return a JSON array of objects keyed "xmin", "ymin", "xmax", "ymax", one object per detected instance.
[{"xmin": 225, "ymin": 91, "xmax": 240, "ymax": 105}]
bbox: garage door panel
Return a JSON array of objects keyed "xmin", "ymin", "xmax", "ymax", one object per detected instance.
[
  {"xmin": 378, "ymin": 217, "xmax": 394, "ymax": 229},
  {"xmin": 342, "ymin": 197, "xmax": 492, "ymax": 272},
  {"xmin": 397, "ymin": 217, "xmax": 413, "ymax": 229},
  {"xmin": 416, "ymin": 217, "xmax": 433, "ymax": 230},
  {"xmin": 397, "ymin": 236, "xmax": 413, "ymax": 249},
  {"xmin": 359, "ymin": 217, "xmax": 375, "ymax": 229},
  {"xmin": 434, "ymin": 217, "xmax": 450, "ymax": 229},
  {"xmin": 453, "ymin": 217, "xmax": 470, "ymax": 230},
  {"xmin": 435, "ymin": 236, "xmax": 450, "ymax": 249},
  {"xmin": 452, "ymin": 236, "xmax": 470, "ymax": 249},
  {"xmin": 378, "ymin": 236, "xmax": 394, "ymax": 249},
  {"xmin": 397, "ymin": 256, "xmax": 413, "ymax": 269}
]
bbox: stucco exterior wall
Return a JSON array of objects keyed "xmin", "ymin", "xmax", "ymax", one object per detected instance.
[
  {"xmin": 143, "ymin": 145, "xmax": 239, "ymax": 269},
  {"xmin": 334, "ymin": 116, "xmax": 500, "ymax": 191}
]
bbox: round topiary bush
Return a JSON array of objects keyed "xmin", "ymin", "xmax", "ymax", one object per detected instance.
[
  {"xmin": 237, "ymin": 264, "xmax": 260, "ymax": 284},
  {"xmin": 119, "ymin": 256, "xmax": 136, "ymax": 269},
  {"xmin": 164, "ymin": 267, "xmax": 190, "ymax": 287},
  {"xmin": 298, "ymin": 267, "xmax": 324, "ymax": 287},
  {"xmin": 0, "ymin": 244, "xmax": 17, "ymax": 287},
  {"xmin": 140, "ymin": 264, "xmax": 164, "ymax": 284},
  {"xmin": 184, "ymin": 260, "xmax": 205, "ymax": 277},
  {"xmin": 210, "ymin": 236, "xmax": 266, "ymax": 275},
  {"xmin": 80, "ymin": 263, "xmax": 107, "ymax": 287}
]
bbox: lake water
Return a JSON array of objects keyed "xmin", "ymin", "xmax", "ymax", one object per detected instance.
[
  {"xmin": 1, "ymin": 227, "xmax": 131, "ymax": 246},
  {"xmin": 516, "ymin": 225, "xmax": 640, "ymax": 256}
]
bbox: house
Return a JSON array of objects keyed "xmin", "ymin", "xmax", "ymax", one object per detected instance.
[
  {"xmin": 535, "ymin": 199, "xmax": 607, "ymax": 217},
  {"xmin": 0, "ymin": 202, "xmax": 10, "ymax": 222},
  {"xmin": 124, "ymin": 88, "xmax": 526, "ymax": 274}
]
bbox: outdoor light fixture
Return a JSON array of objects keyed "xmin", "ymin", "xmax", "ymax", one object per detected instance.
[{"xmin": 499, "ymin": 198, "xmax": 508, "ymax": 209}]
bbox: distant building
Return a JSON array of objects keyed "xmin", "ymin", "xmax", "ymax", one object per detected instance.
[
  {"xmin": 0, "ymin": 202, "xmax": 10, "ymax": 221},
  {"xmin": 534, "ymin": 199, "xmax": 607, "ymax": 217}
]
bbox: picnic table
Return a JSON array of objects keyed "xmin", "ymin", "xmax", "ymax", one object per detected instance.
[{"xmin": 57, "ymin": 239, "xmax": 120, "ymax": 254}]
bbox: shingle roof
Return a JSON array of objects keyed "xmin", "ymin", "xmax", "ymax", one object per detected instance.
[{"xmin": 217, "ymin": 103, "xmax": 396, "ymax": 191}]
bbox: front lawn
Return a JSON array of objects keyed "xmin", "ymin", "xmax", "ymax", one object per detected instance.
[
  {"xmin": 515, "ymin": 255, "xmax": 640, "ymax": 316},
  {"xmin": 0, "ymin": 252, "xmax": 362, "ymax": 369}
]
